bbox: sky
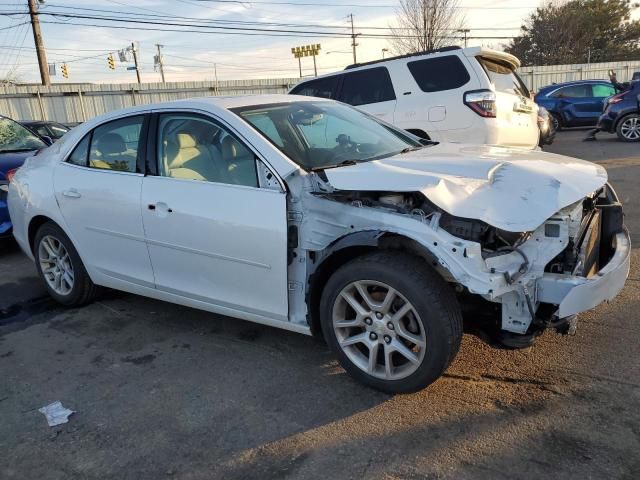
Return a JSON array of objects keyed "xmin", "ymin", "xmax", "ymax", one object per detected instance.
[{"xmin": 0, "ymin": 0, "xmax": 627, "ymax": 84}]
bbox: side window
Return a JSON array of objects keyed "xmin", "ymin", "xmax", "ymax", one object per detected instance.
[
  {"xmin": 67, "ymin": 134, "xmax": 91, "ymax": 166},
  {"xmin": 592, "ymin": 84, "xmax": 616, "ymax": 98},
  {"xmin": 290, "ymin": 76, "xmax": 339, "ymax": 99},
  {"xmin": 337, "ymin": 67, "xmax": 396, "ymax": 106},
  {"xmin": 157, "ymin": 113, "xmax": 258, "ymax": 188},
  {"xmin": 88, "ymin": 116, "xmax": 143, "ymax": 172},
  {"xmin": 551, "ymin": 85, "xmax": 591, "ymax": 98},
  {"xmin": 407, "ymin": 55, "xmax": 471, "ymax": 92}
]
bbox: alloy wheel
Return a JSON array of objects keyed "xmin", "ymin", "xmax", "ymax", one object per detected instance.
[
  {"xmin": 620, "ymin": 116, "xmax": 640, "ymax": 141},
  {"xmin": 332, "ymin": 280, "xmax": 426, "ymax": 380},
  {"xmin": 38, "ymin": 235, "xmax": 74, "ymax": 296}
]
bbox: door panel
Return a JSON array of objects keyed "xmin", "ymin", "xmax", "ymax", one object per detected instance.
[
  {"xmin": 53, "ymin": 114, "xmax": 154, "ymax": 287},
  {"xmin": 141, "ymin": 177, "xmax": 289, "ymax": 320},
  {"xmin": 54, "ymin": 164, "xmax": 154, "ymax": 286}
]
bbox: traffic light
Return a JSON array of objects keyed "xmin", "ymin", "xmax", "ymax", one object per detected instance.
[
  {"xmin": 61, "ymin": 63, "xmax": 68, "ymax": 79},
  {"xmin": 108, "ymin": 54, "xmax": 115, "ymax": 70}
]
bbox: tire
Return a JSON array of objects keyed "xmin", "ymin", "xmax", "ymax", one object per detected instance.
[
  {"xmin": 550, "ymin": 113, "xmax": 562, "ymax": 131},
  {"xmin": 319, "ymin": 251, "xmax": 463, "ymax": 394},
  {"xmin": 616, "ymin": 113, "xmax": 640, "ymax": 142},
  {"xmin": 34, "ymin": 222, "xmax": 97, "ymax": 306}
]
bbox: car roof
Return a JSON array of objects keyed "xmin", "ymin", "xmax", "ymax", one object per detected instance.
[
  {"xmin": 538, "ymin": 79, "xmax": 611, "ymax": 92},
  {"xmin": 56, "ymin": 94, "xmax": 324, "ymax": 132},
  {"xmin": 293, "ymin": 46, "xmax": 520, "ymax": 85}
]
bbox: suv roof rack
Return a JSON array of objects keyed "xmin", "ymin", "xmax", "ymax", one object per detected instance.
[{"xmin": 344, "ymin": 45, "xmax": 462, "ymax": 70}]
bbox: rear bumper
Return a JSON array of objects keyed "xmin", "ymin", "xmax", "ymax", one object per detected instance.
[
  {"xmin": 597, "ymin": 111, "xmax": 618, "ymax": 133},
  {"xmin": 537, "ymin": 228, "xmax": 631, "ymax": 318}
]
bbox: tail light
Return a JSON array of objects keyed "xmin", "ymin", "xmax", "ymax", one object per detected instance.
[
  {"xmin": 464, "ymin": 90, "xmax": 497, "ymax": 118},
  {"xmin": 608, "ymin": 92, "xmax": 627, "ymax": 104},
  {"xmin": 6, "ymin": 168, "xmax": 19, "ymax": 183}
]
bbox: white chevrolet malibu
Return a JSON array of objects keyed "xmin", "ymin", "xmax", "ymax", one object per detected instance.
[{"xmin": 8, "ymin": 95, "xmax": 630, "ymax": 393}]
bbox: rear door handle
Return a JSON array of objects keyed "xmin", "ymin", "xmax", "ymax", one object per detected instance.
[
  {"xmin": 63, "ymin": 189, "xmax": 81, "ymax": 198},
  {"xmin": 148, "ymin": 202, "xmax": 172, "ymax": 213}
]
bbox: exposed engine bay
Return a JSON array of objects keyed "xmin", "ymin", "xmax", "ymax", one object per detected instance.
[{"xmin": 297, "ymin": 181, "xmax": 627, "ymax": 341}]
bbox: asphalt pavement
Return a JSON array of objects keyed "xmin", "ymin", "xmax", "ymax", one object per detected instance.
[{"xmin": 1, "ymin": 130, "xmax": 639, "ymax": 479}]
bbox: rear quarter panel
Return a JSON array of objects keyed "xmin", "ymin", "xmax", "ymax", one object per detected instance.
[{"xmin": 8, "ymin": 153, "xmax": 65, "ymax": 260}]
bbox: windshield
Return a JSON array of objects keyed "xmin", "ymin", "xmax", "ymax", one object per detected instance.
[
  {"xmin": 0, "ymin": 118, "xmax": 46, "ymax": 153},
  {"xmin": 233, "ymin": 101, "xmax": 421, "ymax": 170},
  {"xmin": 477, "ymin": 56, "xmax": 530, "ymax": 98}
]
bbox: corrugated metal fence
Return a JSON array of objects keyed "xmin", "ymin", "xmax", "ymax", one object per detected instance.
[
  {"xmin": 518, "ymin": 60, "xmax": 640, "ymax": 92},
  {"xmin": 1, "ymin": 59, "xmax": 639, "ymax": 123},
  {"xmin": 0, "ymin": 78, "xmax": 299, "ymax": 123}
]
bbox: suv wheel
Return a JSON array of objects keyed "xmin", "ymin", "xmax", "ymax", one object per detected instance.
[
  {"xmin": 320, "ymin": 252, "xmax": 463, "ymax": 394},
  {"xmin": 34, "ymin": 222, "xmax": 97, "ymax": 306},
  {"xmin": 616, "ymin": 114, "xmax": 640, "ymax": 142},
  {"xmin": 551, "ymin": 113, "xmax": 562, "ymax": 131}
]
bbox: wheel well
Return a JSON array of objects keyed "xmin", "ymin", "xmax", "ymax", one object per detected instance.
[
  {"xmin": 405, "ymin": 129, "xmax": 431, "ymax": 140},
  {"xmin": 615, "ymin": 111, "xmax": 639, "ymax": 131},
  {"xmin": 306, "ymin": 233, "xmax": 441, "ymax": 338},
  {"xmin": 28, "ymin": 215, "xmax": 54, "ymax": 253}
]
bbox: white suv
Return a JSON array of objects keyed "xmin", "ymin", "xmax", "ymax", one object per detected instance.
[{"xmin": 289, "ymin": 46, "xmax": 539, "ymax": 149}]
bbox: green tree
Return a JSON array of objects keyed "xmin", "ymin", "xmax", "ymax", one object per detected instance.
[{"xmin": 506, "ymin": 0, "xmax": 640, "ymax": 65}]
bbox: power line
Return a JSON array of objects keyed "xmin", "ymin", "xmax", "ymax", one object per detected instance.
[{"xmin": 0, "ymin": 11, "xmax": 519, "ymax": 39}]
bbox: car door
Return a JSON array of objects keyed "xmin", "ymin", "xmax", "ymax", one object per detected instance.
[
  {"xmin": 53, "ymin": 114, "xmax": 156, "ymax": 288},
  {"xmin": 140, "ymin": 111, "xmax": 289, "ymax": 321},
  {"xmin": 552, "ymin": 84, "xmax": 596, "ymax": 126},
  {"xmin": 335, "ymin": 67, "xmax": 397, "ymax": 123}
]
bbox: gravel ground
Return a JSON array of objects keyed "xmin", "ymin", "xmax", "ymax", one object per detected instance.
[{"xmin": 1, "ymin": 130, "xmax": 638, "ymax": 479}]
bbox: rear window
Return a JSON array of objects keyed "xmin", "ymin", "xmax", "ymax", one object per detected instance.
[
  {"xmin": 290, "ymin": 76, "xmax": 339, "ymax": 99},
  {"xmin": 407, "ymin": 55, "xmax": 470, "ymax": 92},
  {"xmin": 337, "ymin": 67, "xmax": 396, "ymax": 106},
  {"xmin": 477, "ymin": 56, "xmax": 529, "ymax": 97}
]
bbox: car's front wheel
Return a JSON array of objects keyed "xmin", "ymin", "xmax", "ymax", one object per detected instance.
[
  {"xmin": 320, "ymin": 252, "xmax": 462, "ymax": 394},
  {"xmin": 34, "ymin": 222, "xmax": 97, "ymax": 306},
  {"xmin": 616, "ymin": 113, "xmax": 640, "ymax": 142}
]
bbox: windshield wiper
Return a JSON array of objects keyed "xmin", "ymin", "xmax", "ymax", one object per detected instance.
[{"xmin": 311, "ymin": 159, "xmax": 360, "ymax": 171}]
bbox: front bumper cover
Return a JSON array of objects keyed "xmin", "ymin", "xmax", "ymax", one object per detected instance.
[{"xmin": 537, "ymin": 228, "xmax": 631, "ymax": 318}]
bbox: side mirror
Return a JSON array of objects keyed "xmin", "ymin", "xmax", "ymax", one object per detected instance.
[{"xmin": 41, "ymin": 135, "xmax": 53, "ymax": 146}]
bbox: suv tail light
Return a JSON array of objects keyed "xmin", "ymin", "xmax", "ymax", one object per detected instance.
[
  {"xmin": 6, "ymin": 168, "xmax": 19, "ymax": 183},
  {"xmin": 464, "ymin": 90, "xmax": 497, "ymax": 118},
  {"xmin": 608, "ymin": 92, "xmax": 627, "ymax": 104}
]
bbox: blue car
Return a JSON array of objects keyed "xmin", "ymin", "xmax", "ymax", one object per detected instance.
[
  {"xmin": 596, "ymin": 80, "xmax": 640, "ymax": 142},
  {"xmin": 0, "ymin": 115, "xmax": 49, "ymax": 238},
  {"xmin": 535, "ymin": 80, "xmax": 618, "ymax": 130}
]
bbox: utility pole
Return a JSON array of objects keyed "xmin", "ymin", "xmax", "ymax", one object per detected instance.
[
  {"xmin": 131, "ymin": 42, "xmax": 141, "ymax": 84},
  {"xmin": 28, "ymin": 0, "xmax": 50, "ymax": 86},
  {"xmin": 214, "ymin": 63, "xmax": 219, "ymax": 95},
  {"xmin": 155, "ymin": 44, "xmax": 165, "ymax": 83},
  {"xmin": 349, "ymin": 13, "xmax": 358, "ymax": 64},
  {"xmin": 458, "ymin": 29, "xmax": 470, "ymax": 48}
]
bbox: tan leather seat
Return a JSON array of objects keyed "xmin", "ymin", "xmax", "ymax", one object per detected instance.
[
  {"xmin": 221, "ymin": 135, "xmax": 257, "ymax": 187},
  {"xmin": 91, "ymin": 132, "xmax": 136, "ymax": 171},
  {"xmin": 165, "ymin": 132, "xmax": 225, "ymax": 182}
]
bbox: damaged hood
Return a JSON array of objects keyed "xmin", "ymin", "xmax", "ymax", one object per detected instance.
[{"xmin": 323, "ymin": 143, "xmax": 608, "ymax": 232}]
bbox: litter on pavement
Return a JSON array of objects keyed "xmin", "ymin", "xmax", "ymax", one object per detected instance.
[{"xmin": 38, "ymin": 401, "xmax": 75, "ymax": 427}]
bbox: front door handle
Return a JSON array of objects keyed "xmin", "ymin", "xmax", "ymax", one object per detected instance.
[{"xmin": 63, "ymin": 189, "xmax": 81, "ymax": 199}]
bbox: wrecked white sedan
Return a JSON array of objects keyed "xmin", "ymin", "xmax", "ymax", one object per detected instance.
[{"xmin": 8, "ymin": 95, "xmax": 630, "ymax": 393}]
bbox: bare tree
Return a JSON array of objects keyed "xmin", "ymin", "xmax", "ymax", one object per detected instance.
[{"xmin": 390, "ymin": 0, "xmax": 467, "ymax": 54}]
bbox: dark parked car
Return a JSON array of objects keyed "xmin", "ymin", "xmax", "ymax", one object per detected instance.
[
  {"xmin": 0, "ymin": 116, "xmax": 49, "ymax": 238},
  {"xmin": 535, "ymin": 80, "xmax": 617, "ymax": 129},
  {"xmin": 596, "ymin": 80, "xmax": 640, "ymax": 142},
  {"xmin": 20, "ymin": 120, "xmax": 70, "ymax": 141},
  {"xmin": 537, "ymin": 105, "xmax": 556, "ymax": 147}
]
